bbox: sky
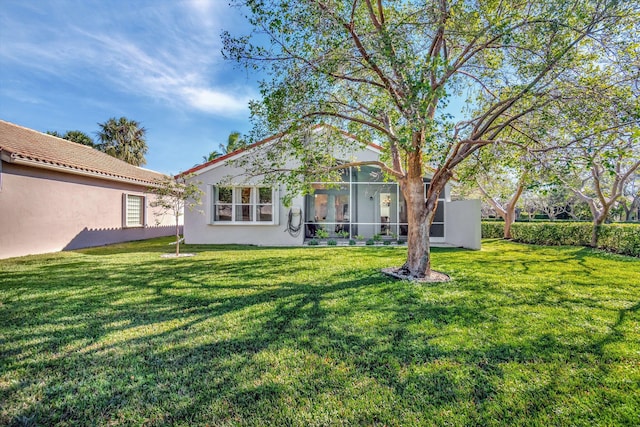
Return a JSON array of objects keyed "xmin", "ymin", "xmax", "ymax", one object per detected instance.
[{"xmin": 0, "ymin": 0, "xmax": 260, "ymax": 174}]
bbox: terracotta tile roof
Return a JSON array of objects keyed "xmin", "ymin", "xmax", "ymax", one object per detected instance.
[{"xmin": 0, "ymin": 120, "xmax": 167, "ymax": 185}]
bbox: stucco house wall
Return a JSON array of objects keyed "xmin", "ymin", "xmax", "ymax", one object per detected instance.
[
  {"xmin": 183, "ymin": 129, "xmax": 480, "ymax": 249},
  {"xmin": 0, "ymin": 120, "xmax": 177, "ymax": 259},
  {"xmin": 184, "ymin": 131, "xmax": 388, "ymax": 247}
]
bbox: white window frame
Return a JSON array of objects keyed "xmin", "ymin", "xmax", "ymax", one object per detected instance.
[
  {"xmin": 211, "ymin": 186, "xmax": 278, "ymax": 225},
  {"xmin": 123, "ymin": 194, "xmax": 146, "ymax": 228}
]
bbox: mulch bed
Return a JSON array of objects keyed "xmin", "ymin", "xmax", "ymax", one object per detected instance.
[{"xmin": 381, "ymin": 267, "xmax": 451, "ymax": 283}]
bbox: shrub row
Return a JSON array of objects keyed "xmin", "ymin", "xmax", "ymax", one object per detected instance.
[
  {"xmin": 481, "ymin": 222, "xmax": 506, "ymax": 239},
  {"xmin": 597, "ymin": 224, "xmax": 640, "ymax": 257},
  {"xmin": 481, "ymin": 221, "xmax": 640, "ymax": 257}
]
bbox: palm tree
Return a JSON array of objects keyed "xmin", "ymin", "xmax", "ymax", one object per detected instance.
[
  {"xmin": 224, "ymin": 131, "xmax": 245, "ymax": 153},
  {"xmin": 96, "ymin": 117, "xmax": 148, "ymax": 166},
  {"xmin": 203, "ymin": 150, "xmax": 223, "ymax": 162},
  {"xmin": 202, "ymin": 131, "xmax": 246, "ymax": 164}
]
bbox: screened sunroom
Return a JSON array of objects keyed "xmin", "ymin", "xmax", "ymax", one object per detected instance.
[{"xmin": 304, "ymin": 165, "xmax": 446, "ymax": 241}]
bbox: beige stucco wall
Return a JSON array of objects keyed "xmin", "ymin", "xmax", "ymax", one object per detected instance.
[{"xmin": 0, "ymin": 162, "xmax": 178, "ymax": 259}]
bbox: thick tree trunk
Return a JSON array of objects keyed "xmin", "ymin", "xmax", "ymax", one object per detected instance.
[
  {"xmin": 591, "ymin": 214, "xmax": 606, "ymax": 248},
  {"xmin": 503, "ymin": 207, "xmax": 516, "ymax": 239},
  {"xmin": 401, "ymin": 176, "xmax": 430, "ymax": 277},
  {"xmin": 477, "ymin": 177, "xmax": 524, "ymax": 241},
  {"xmin": 590, "ymin": 223, "xmax": 599, "ymax": 248}
]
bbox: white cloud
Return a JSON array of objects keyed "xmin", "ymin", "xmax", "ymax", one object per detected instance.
[
  {"xmin": 185, "ymin": 0, "xmax": 226, "ymax": 28},
  {"xmin": 79, "ymin": 31, "xmax": 255, "ymax": 117},
  {"xmin": 181, "ymin": 87, "xmax": 252, "ymax": 115},
  {"xmin": 0, "ymin": 1, "xmax": 255, "ymax": 118}
]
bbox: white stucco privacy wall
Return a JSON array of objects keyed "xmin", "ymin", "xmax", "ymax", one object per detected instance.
[{"xmin": 444, "ymin": 199, "xmax": 481, "ymax": 250}]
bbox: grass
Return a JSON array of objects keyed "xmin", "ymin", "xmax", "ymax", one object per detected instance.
[{"xmin": 1, "ymin": 238, "xmax": 638, "ymax": 426}]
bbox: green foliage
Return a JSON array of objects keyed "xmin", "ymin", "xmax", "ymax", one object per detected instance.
[
  {"xmin": 510, "ymin": 222, "xmax": 593, "ymax": 247},
  {"xmin": 481, "ymin": 222, "xmax": 505, "ymax": 239},
  {"xmin": 482, "ymin": 221, "xmax": 640, "ymax": 256},
  {"xmin": 1, "ymin": 239, "xmax": 638, "ymax": 425},
  {"xmin": 149, "ymin": 175, "xmax": 204, "ymax": 217},
  {"xmin": 349, "ymin": 239, "xmax": 357, "ymax": 246},
  {"xmin": 47, "ymin": 129, "xmax": 96, "ymax": 147},
  {"xmin": 203, "ymin": 150, "xmax": 223, "ymax": 162},
  {"xmin": 224, "ymin": 0, "xmax": 637, "ymax": 277},
  {"xmin": 62, "ymin": 130, "xmax": 95, "ymax": 147},
  {"xmin": 148, "ymin": 175, "xmax": 204, "ymax": 255},
  {"xmin": 327, "ymin": 239, "xmax": 337, "ymax": 246},
  {"xmin": 96, "ymin": 117, "xmax": 148, "ymax": 166},
  {"xmin": 203, "ymin": 131, "xmax": 248, "ymax": 163},
  {"xmin": 315, "ymin": 228, "xmax": 329, "ymax": 239},
  {"xmin": 225, "ymin": 131, "xmax": 246, "ymax": 153},
  {"xmin": 365, "ymin": 239, "xmax": 375, "ymax": 246},
  {"xmin": 597, "ymin": 224, "xmax": 640, "ymax": 257},
  {"xmin": 307, "ymin": 238, "xmax": 319, "ymax": 246}
]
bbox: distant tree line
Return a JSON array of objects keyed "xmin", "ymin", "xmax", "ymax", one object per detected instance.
[
  {"xmin": 47, "ymin": 116, "xmax": 148, "ymax": 167},
  {"xmin": 48, "ymin": 118, "xmax": 247, "ymax": 169}
]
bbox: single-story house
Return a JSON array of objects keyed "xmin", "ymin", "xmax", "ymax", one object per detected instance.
[
  {"xmin": 181, "ymin": 128, "xmax": 481, "ymax": 249},
  {"xmin": 0, "ymin": 120, "xmax": 177, "ymax": 259}
]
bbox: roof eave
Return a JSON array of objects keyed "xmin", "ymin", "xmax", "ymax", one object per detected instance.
[{"xmin": 7, "ymin": 155, "xmax": 163, "ymax": 187}]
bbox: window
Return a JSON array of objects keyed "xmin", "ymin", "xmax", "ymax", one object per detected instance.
[
  {"xmin": 124, "ymin": 194, "xmax": 145, "ymax": 227},
  {"xmin": 213, "ymin": 186, "xmax": 275, "ymax": 224}
]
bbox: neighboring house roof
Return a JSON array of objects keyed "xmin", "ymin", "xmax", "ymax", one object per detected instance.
[
  {"xmin": 180, "ymin": 125, "xmax": 384, "ymax": 177},
  {"xmin": 0, "ymin": 120, "xmax": 167, "ymax": 185}
]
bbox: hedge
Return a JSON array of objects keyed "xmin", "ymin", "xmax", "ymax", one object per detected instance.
[{"xmin": 481, "ymin": 221, "xmax": 640, "ymax": 257}]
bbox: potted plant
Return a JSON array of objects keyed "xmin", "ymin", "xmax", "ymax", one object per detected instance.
[{"xmin": 315, "ymin": 228, "xmax": 329, "ymax": 240}]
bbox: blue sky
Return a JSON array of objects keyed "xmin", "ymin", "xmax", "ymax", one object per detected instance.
[{"xmin": 0, "ymin": 0, "xmax": 259, "ymax": 174}]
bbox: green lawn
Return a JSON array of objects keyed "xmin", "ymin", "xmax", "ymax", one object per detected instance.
[{"xmin": 1, "ymin": 239, "xmax": 638, "ymax": 426}]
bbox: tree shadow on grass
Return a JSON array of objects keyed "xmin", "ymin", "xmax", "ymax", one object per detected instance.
[{"xmin": 1, "ymin": 245, "xmax": 638, "ymax": 425}]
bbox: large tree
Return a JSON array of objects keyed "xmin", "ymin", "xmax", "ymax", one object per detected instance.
[
  {"xmin": 225, "ymin": 131, "xmax": 246, "ymax": 153},
  {"xmin": 619, "ymin": 173, "xmax": 640, "ymax": 221},
  {"xmin": 458, "ymin": 144, "xmax": 536, "ymax": 239},
  {"xmin": 203, "ymin": 131, "xmax": 247, "ymax": 162},
  {"xmin": 538, "ymin": 57, "xmax": 640, "ymax": 245},
  {"xmin": 96, "ymin": 117, "xmax": 148, "ymax": 166},
  {"xmin": 544, "ymin": 132, "xmax": 639, "ymax": 246},
  {"xmin": 46, "ymin": 130, "xmax": 95, "ymax": 147},
  {"xmin": 225, "ymin": 0, "xmax": 636, "ymax": 278},
  {"xmin": 63, "ymin": 130, "xmax": 95, "ymax": 147}
]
